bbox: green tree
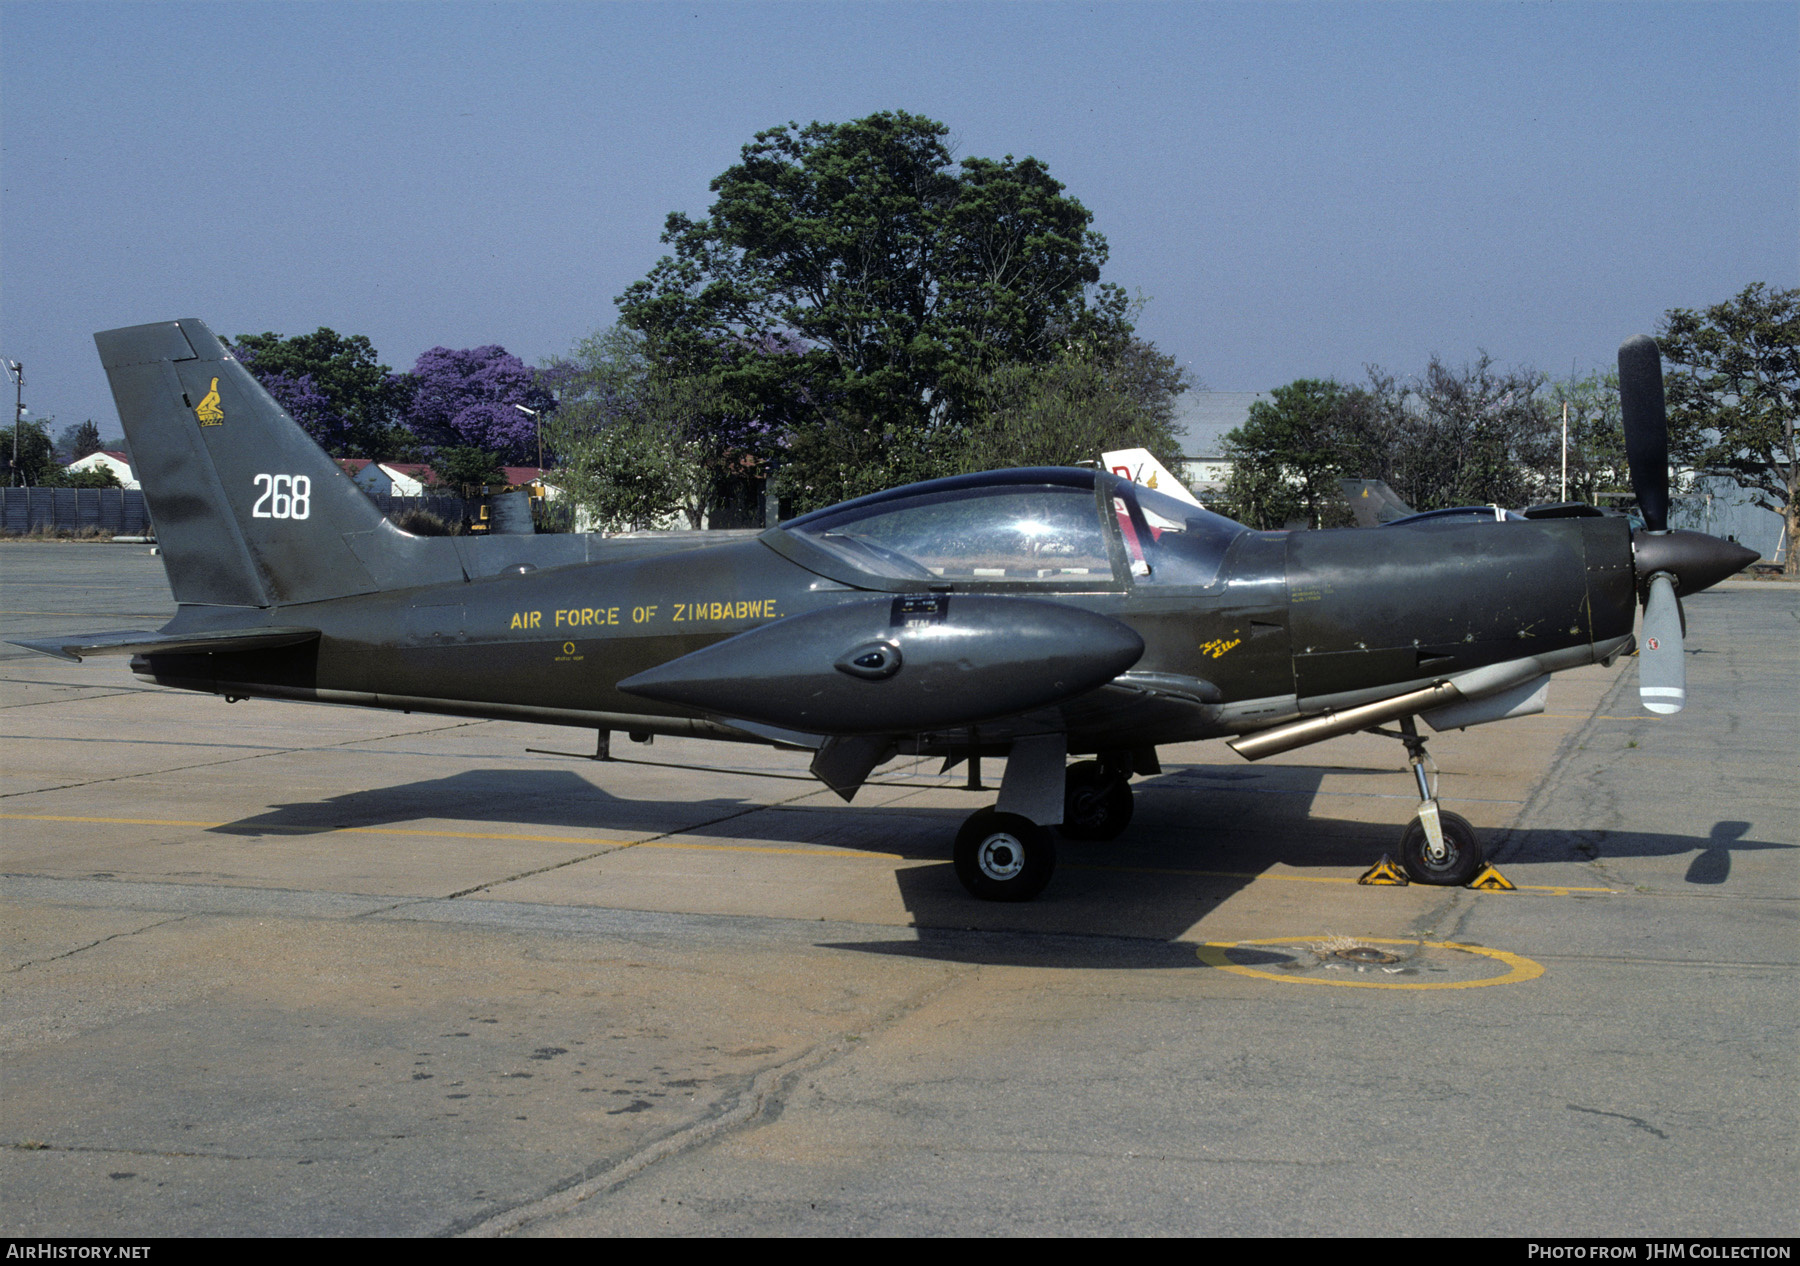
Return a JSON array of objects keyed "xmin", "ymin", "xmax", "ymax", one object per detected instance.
[
  {"xmin": 61, "ymin": 465, "xmax": 122, "ymax": 489},
  {"xmin": 1224, "ymin": 358, "xmax": 1562, "ymax": 528},
  {"xmin": 233, "ymin": 328, "xmax": 414, "ymax": 459},
  {"xmin": 552, "ymin": 416, "xmax": 688, "ymax": 533},
  {"xmin": 2, "ymin": 419, "xmax": 117, "ymax": 487},
  {"xmin": 1541, "ymin": 371, "xmax": 1629, "ymax": 507},
  {"xmin": 1325, "ymin": 357, "xmax": 1553, "ymax": 514},
  {"xmin": 949, "ymin": 337, "xmax": 1189, "ymax": 477},
  {"xmin": 57, "ymin": 420, "xmax": 103, "ymax": 461},
  {"xmin": 1389, "ymin": 356, "xmax": 1552, "ymax": 511},
  {"xmin": 5, "ymin": 419, "xmax": 59, "ymax": 486},
  {"xmin": 1659, "ymin": 283, "xmax": 1799, "ymax": 573},
  {"xmin": 545, "ymin": 326, "xmax": 734, "ymax": 530},
  {"xmin": 1223, "ymin": 380, "xmax": 1367, "ymax": 529},
  {"xmin": 428, "ymin": 446, "xmax": 506, "ymax": 494},
  {"xmin": 617, "ymin": 111, "xmax": 1132, "ymax": 512}
]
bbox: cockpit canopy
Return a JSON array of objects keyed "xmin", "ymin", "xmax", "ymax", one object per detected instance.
[{"xmin": 775, "ymin": 467, "xmax": 1250, "ymax": 589}]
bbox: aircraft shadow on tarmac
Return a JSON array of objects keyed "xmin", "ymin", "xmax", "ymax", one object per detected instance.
[
  {"xmin": 209, "ymin": 760, "xmax": 1790, "ymax": 968},
  {"xmin": 1494, "ymin": 817, "xmax": 1791, "ymax": 886}
]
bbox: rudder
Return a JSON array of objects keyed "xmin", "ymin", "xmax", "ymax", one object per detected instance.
[{"xmin": 95, "ymin": 318, "xmax": 392, "ymax": 607}]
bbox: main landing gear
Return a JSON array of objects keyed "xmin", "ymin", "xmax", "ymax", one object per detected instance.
[
  {"xmin": 951, "ymin": 749, "xmax": 1144, "ymax": 901},
  {"xmin": 1058, "ymin": 758, "xmax": 1135, "ymax": 841},
  {"xmin": 1373, "ymin": 716, "xmax": 1484, "ymax": 886},
  {"xmin": 954, "ymin": 808, "xmax": 1057, "ymax": 902}
]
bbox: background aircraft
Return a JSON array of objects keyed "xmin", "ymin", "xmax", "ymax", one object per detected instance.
[
  {"xmin": 1102, "ymin": 447, "xmax": 1204, "ymax": 509},
  {"xmin": 15, "ymin": 322, "xmax": 1755, "ymax": 901}
]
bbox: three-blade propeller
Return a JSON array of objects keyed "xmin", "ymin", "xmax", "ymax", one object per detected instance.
[
  {"xmin": 1616, "ymin": 335, "xmax": 1758, "ymax": 715},
  {"xmin": 1617, "ymin": 334, "xmax": 1686, "ymax": 714}
]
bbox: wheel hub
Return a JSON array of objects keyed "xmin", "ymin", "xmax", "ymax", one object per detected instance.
[{"xmin": 976, "ymin": 834, "xmax": 1025, "ymax": 881}]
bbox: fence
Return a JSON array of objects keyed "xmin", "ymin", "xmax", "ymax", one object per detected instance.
[
  {"xmin": 0, "ymin": 487, "xmax": 154, "ymax": 535},
  {"xmin": 1, "ymin": 487, "xmax": 489, "ymax": 536},
  {"xmin": 365, "ymin": 492, "xmax": 485, "ymax": 530}
]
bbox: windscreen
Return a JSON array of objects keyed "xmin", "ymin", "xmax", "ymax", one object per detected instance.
[{"xmin": 1115, "ymin": 481, "xmax": 1249, "ymax": 587}]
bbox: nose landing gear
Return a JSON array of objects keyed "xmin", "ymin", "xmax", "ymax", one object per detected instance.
[{"xmin": 1375, "ymin": 716, "xmax": 1486, "ymax": 887}]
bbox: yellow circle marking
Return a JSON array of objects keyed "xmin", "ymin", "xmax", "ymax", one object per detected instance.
[{"xmin": 1196, "ymin": 936, "xmax": 1544, "ymax": 990}]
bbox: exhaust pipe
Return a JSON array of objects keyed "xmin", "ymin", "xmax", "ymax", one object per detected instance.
[
  {"xmin": 1227, "ymin": 681, "xmax": 1465, "ymax": 761},
  {"xmin": 1228, "ymin": 654, "xmax": 1558, "ymax": 761}
]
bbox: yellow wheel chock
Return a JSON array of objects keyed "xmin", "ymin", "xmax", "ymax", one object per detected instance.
[{"xmin": 1358, "ymin": 855, "xmax": 1410, "ymax": 885}]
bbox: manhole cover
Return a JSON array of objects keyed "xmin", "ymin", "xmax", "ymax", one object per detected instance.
[
  {"xmin": 1196, "ymin": 937, "xmax": 1545, "ymax": 990},
  {"xmin": 1335, "ymin": 946, "xmax": 1400, "ymax": 964}
]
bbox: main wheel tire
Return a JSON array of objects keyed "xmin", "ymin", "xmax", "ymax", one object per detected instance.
[
  {"xmin": 1058, "ymin": 760, "xmax": 1134, "ymax": 841},
  {"xmin": 1398, "ymin": 810, "xmax": 1482, "ymax": 886},
  {"xmin": 954, "ymin": 808, "xmax": 1056, "ymax": 902}
]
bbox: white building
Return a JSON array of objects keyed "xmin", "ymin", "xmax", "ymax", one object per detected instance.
[
  {"xmin": 64, "ymin": 450, "xmax": 138, "ymax": 489},
  {"xmin": 1169, "ymin": 392, "xmax": 1267, "ymax": 497}
]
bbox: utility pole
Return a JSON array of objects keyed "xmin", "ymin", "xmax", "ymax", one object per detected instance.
[
  {"xmin": 1560, "ymin": 401, "xmax": 1568, "ymax": 504},
  {"xmin": 514, "ymin": 404, "xmax": 541, "ymax": 473},
  {"xmin": 6, "ymin": 361, "xmax": 23, "ymax": 486}
]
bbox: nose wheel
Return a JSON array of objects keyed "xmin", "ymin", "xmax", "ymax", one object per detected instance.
[
  {"xmin": 1397, "ymin": 807, "xmax": 1482, "ymax": 886},
  {"xmin": 1374, "ymin": 716, "xmax": 1487, "ymax": 886}
]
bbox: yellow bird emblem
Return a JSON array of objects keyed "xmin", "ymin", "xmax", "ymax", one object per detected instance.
[{"xmin": 195, "ymin": 377, "xmax": 224, "ymax": 424}]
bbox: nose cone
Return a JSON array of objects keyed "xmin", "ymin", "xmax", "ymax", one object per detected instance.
[{"xmin": 1633, "ymin": 529, "xmax": 1760, "ymax": 596}]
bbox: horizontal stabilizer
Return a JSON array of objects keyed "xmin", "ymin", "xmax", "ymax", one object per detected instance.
[{"xmin": 9, "ymin": 626, "xmax": 320, "ymax": 663}]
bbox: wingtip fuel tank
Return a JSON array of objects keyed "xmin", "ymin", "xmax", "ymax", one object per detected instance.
[{"xmin": 618, "ymin": 593, "xmax": 1145, "ymax": 735}]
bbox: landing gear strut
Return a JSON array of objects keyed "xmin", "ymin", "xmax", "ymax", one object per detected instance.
[
  {"xmin": 1374, "ymin": 716, "xmax": 1484, "ymax": 886},
  {"xmin": 1058, "ymin": 758, "xmax": 1135, "ymax": 841},
  {"xmin": 951, "ymin": 746, "xmax": 1148, "ymax": 901}
]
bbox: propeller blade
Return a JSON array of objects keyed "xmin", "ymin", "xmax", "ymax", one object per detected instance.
[
  {"xmin": 1618, "ymin": 335, "xmax": 1670, "ymax": 532},
  {"xmin": 1639, "ymin": 572, "xmax": 1686, "ymax": 714}
]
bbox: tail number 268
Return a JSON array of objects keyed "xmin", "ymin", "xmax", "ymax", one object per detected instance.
[{"xmin": 252, "ymin": 473, "xmax": 312, "ymax": 520}]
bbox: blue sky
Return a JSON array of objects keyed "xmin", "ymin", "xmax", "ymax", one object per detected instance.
[{"xmin": 2, "ymin": 0, "xmax": 1794, "ymax": 436}]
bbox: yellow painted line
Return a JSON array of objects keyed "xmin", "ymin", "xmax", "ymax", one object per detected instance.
[
  {"xmin": 5, "ymin": 813, "xmax": 223, "ymax": 829},
  {"xmin": 0, "ymin": 814, "xmax": 1609, "ymax": 887},
  {"xmin": 1068, "ymin": 860, "xmax": 1615, "ymax": 894},
  {"xmin": 634, "ymin": 840, "xmax": 906, "ymax": 861},
  {"xmin": 1197, "ymin": 937, "xmax": 1545, "ymax": 990},
  {"xmin": 1517, "ymin": 714, "xmax": 1669, "ymax": 722},
  {"xmin": 0, "ymin": 813, "xmax": 900, "ymax": 861},
  {"xmin": 1, "ymin": 812, "xmax": 628, "ymax": 847},
  {"xmin": 1067, "ymin": 862, "xmax": 1357, "ymax": 885}
]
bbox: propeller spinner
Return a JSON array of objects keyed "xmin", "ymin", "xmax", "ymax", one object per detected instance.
[{"xmin": 1616, "ymin": 335, "xmax": 1758, "ymax": 714}]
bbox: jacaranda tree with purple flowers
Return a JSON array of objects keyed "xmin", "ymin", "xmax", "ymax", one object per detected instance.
[
  {"xmin": 232, "ymin": 328, "xmax": 414, "ymax": 459},
  {"xmin": 404, "ymin": 346, "xmax": 557, "ymax": 466}
]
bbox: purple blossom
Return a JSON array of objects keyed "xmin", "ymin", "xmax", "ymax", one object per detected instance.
[
  {"xmin": 404, "ymin": 346, "xmax": 556, "ymax": 462},
  {"xmin": 257, "ymin": 370, "xmax": 343, "ymax": 451}
]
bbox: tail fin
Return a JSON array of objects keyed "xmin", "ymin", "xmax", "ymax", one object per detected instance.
[
  {"xmin": 95, "ymin": 318, "xmax": 407, "ymax": 607},
  {"xmin": 1338, "ymin": 478, "xmax": 1415, "ymax": 527},
  {"xmin": 1101, "ymin": 447, "xmax": 1204, "ymax": 508}
]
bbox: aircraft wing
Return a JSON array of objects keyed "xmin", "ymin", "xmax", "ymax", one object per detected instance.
[{"xmin": 9, "ymin": 627, "xmax": 321, "ymax": 663}]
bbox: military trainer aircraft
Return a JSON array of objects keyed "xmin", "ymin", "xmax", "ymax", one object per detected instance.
[{"xmin": 15, "ymin": 321, "xmax": 1756, "ymax": 901}]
